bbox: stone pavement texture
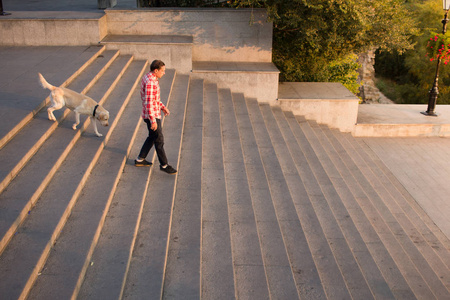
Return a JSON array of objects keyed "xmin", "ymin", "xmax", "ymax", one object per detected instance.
[{"xmin": 1, "ymin": 1, "xmax": 450, "ymax": 299}]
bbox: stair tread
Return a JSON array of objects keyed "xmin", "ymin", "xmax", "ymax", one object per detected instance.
[
  {"xmin": 154, "ymin": 78, "xmax": 203, "ymax": 299},
  {"xmin": 347, "ymin": 137, "xmax": 450, "ymax": 270},
  {"xmin": 325, "ymin": 124, "xmax": 450, "ymax": 297},
  {"xmin": 253, "ymin": 101, "xmax": 366, "ymax": 299},
  {"xmin": 0, "ymin": 50, "xmax": 119, "ymax": 195},
  {"xmin": 0, "ymin": 46, "xmax": 105, "ymax": 148},
  {"xmin": 0, "ymin": 55, "xmax": 132, "ymax": 255},
  {"xmin": 28, "ymin": 61, "xmax": 149, "ymax": 300},
  {"xmin": 192, "ymin": 61, "xmax": 279, "ymax": 73},
  {"xmin": 78, "ymin": 70, "xmax": 179, "ymax": 299},
  {"xmin": 359, "ymin": 136, "xmax": 450, "ymax": 255},
  {"xmin": 0, "ymin": 56, "xmax": 139, "ymax": 300},
  {"xmin": 218, "ymin": 89, "xmax": 270, "ymax": 299},
  {"xmin": 200, "ymin": 82, "xmax": 235, "ymax": 299},
  {"xmin": 102, "ymin": 34, "xmax": 193, "ymax": 44},
  {"xmin": 304, "ymin": 116, "xmax": 446, "ymax": 299}
]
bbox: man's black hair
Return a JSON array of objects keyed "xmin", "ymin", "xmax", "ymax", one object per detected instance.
[{"xmin": 150, "ymin": 60, "xmax": 165, "ymax": 72}]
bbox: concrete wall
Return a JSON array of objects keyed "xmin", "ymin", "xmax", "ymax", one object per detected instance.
[
  {"xmin": 106, "ymin": 8, "xmax": 273, "ymax": 63},
  {"xmin": 192, "ymin": 71, "xmax": 279, "ymax": 103},
  {"xmin": 0, "ymin": 12, "xmax": 107, "ymax": 46},
  {"xmin": 278, "ymin": 82, "xmax": 360, "ymax": 132}
]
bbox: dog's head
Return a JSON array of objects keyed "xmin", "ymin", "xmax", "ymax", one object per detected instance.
[{"xmin": 96, "ymin": 106, "xmax": 109, "ymax": 127}]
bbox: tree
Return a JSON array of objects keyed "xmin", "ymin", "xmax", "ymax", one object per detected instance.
[
  {"xmin": 232, "ymin": 0, "xmax": 418, "ymax": 83},
  {"xmin": 375, "ymin": 0, "xmax": 450, "ymax": 104}
]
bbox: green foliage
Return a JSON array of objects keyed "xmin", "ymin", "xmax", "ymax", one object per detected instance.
[
  {"xmin": 425, "ymin": 32, "xmax": 450, "ymax": 64},
  {"xmin": 231, "ymin": 0, "xmax": 417, "ymax": 93},
  {"xmin": 375, "ymin": 0, "xmax": 450, "ymax": 104}
]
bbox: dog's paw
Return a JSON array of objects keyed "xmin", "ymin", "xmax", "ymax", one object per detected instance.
[
  {"xmin": 72, "ymin": 124, "xmax": 77, "ymax": 130},
  {"xmin": 96, "ymin": 133, "xmax": 103, "ymax": 137}
]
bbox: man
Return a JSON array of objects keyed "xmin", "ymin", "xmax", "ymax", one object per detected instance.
[{"xmin": 135, "ymin": 60, "xmax": 177, "ymax": 175}]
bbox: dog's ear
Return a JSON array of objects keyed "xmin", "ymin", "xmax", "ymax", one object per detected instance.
[{"xmin": 99, "ymin": 112, "xmax": 109, "ymax": 121}]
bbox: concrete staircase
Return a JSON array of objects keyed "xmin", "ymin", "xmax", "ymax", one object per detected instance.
[{"xmin": 0, "ymin": 48, "xmax": 449, "ymax": 300}]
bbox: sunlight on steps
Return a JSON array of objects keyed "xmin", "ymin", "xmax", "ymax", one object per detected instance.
[{"xmin": 0, "ymin": 49, "xmax": 449, "ymax": 300}]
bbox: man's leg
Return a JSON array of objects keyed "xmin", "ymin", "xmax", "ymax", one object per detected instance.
[
  {"xmin": 138, "ymin": 119, "xmax": 157, "ymax": 159},
  {"xmin": 153, "ymin": 119, "xmax": 168, "ymax": 166}
]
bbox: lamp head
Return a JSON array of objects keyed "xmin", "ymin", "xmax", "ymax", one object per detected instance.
[{"xmin": 444, "ymin": 0, "xmax": 450, "ymax": 10}]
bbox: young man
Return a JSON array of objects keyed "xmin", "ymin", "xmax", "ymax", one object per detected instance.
[{"xmin": 135, "ymin": 60, "xmax": 177, "ymax": 174}]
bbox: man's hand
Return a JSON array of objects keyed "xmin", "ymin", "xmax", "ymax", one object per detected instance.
[
  {"xmin": 151, "ymin": 121, "xmax": 157, "ymax": 131},
  {"xmin": 162, "ymin": 107, "xmax": 170, "ymax": 116}
]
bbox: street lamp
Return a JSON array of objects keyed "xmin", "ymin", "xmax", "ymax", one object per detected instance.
[
  {"xmin": 0, "ymin": 0, "xmax": 11, "ymax": 16},
  {"xmin": 422, "ymin": 0, "xmax": 450, "ymax": 116}
]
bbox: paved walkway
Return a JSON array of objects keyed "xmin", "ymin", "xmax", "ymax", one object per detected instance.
[
  {"xmin": 1, "ymin": 0, "xmax": 449, "ymax": 241},
  {"xmin": 1, "ymin": 0, "xmax": 136, "ymax": 12}
]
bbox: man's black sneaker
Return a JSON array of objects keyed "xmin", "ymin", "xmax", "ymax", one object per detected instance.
[
  {"xmin": 160, "ymin": 164, "xmax": 177, "ymax": 174},
  {"xmin": 135, "ymin": 159, "xmax": 152, "ymax": 167}
]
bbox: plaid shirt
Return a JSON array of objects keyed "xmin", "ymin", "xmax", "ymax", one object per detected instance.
[{"xmin": 140, "ymin": 71, "xmax": 166, "ymax": 123}]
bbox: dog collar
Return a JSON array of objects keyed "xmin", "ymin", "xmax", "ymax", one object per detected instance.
[{"xmin": 93, "ymin": 104, "xmax": 99, "ymax": 117}]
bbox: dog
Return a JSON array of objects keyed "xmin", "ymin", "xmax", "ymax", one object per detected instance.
[{"xmin": 38, "ymin": 73, "xmax": 109, "ymax": 137}]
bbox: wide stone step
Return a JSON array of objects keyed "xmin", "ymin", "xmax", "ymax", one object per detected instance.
[
  {"xmin": 235, "ymin": 94, "xmax": 310, "ymax": 299},
  {"xmin": 218, "ymin": 89, "xmax": 270, "ymax": 299},
  {"xmin": 354, "ymin": 135, "xmax": 450, "ymax": 264},
  {"xmin": 0, "ymin": 53, "xmax": 131, "ymax": 256},
  {"xmin": 101, "ymin": 34, "xmax": 193, "ymax": 73},
  {"xmin": 270, "ymin": 105, "xmax": 394, "ymax": 299},
  {"xmin": 302, "ymin": 115, "xmax": 449, "ymax": 298},
  {"xmin": 26, "ymin": 60, "xmax": 151, "ymax": 300},
  {"xmin": 249, "ymin": 100, "xmax": 353, "ymax": 299},
  {"xmin": 0, "ymin": 45, "xmax": 106, "ymax": 149},
  {"xmin": 0, "ymin": 49, "xmax": 119, "ymax": 196},
  {"xmin": 298, "ymin": 115, "xmax": 419, "ymax": 299},
  {"xmin": 160, "ymin": 78, "xmax": 204, "ymax": 299},
  {"xmin": 0, "ymin": 55, "xmax": 134, "ymax": 300},
  {"xmin": 75, "ymin": 70, "xmax": 186, "ymax": 300},
  {"xmin": 332, "ymin": 130, "xmax": 450, "ymax": 292},
  {"xmin": 192, "ymin": 61, "xmax": 279, "ymax": 103},
  {"xmin": 200, "ymin": 82, "xmax": 234, "ymax": 299},
  {"xmin": 120, "ymin": 72, "xmax": 189, "ymax": 300}
]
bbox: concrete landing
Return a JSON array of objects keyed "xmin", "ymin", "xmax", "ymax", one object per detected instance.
[
  {"xmin": 0, "ymin": 45, "xmax": 102, "ymax": 147},
  {"xmin": 355, "ymin": 104, "xmax": 450, "ymax": 137}
]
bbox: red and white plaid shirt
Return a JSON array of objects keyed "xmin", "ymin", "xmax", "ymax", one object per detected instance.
[{"xmin": 140, "ymin": 71, "xmax": 166, "ymax": 123}]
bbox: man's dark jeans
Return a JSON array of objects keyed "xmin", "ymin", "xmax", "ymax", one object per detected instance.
[{"xmin": 138, "ymin": 118, "xmax": 168, "ymax": 166}]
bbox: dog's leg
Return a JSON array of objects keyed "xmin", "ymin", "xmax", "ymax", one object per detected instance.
[
  {"xmin": 47, "ymin": 107, "xmax": 57, "ymax": 121},
  {"xmin": 47, "ymin": 94, "xmax": 63, "ymax": 122},
  {"xmin": 72, "ymin": 111, "xmax": 80, "ymax": 130},
  {"xmin": 91, "ymin": 117, "xmax": 103, "ymax": 137}
]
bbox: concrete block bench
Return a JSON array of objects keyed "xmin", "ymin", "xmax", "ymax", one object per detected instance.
[
  {"xmin": 278, "ymin": 82, "xmax": 360, "ymax": 132},
  {"xmin": 191, "ymin": 61, "xmax": 280, "ymax": 103},
  {"xmin": 100, "ymin": 34, "xmax": 193, "ymax": 73}
]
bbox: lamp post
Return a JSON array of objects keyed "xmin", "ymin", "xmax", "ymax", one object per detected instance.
[
  {"xmin": 422, "ymin": 0, "xmax": 450, "ymax": 116},
  {"xmin": 0, "ymin": 0, "xmax": 11, "ymax": 16}
]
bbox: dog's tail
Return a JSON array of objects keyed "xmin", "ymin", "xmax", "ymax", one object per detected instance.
[{"xmin": 38, "ymin": 73, "xmax": 56, "ymax": 91}]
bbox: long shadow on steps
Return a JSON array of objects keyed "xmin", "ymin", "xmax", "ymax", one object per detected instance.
[
  {"xmin": 0, "ymin": 45, "xmax": 106, "ymax": 150},
  {"xmin": 352, "ymin": 133, "xmax": 450, "ymax": 266},
  {"xmin": 27, "ymin": 61, "xmax": 152, "ymax": 300},
  {"xmin": 0, "ymin": 56, "xmax": 139, "ymax": 300},
  {"xmin": 76, "ymin": 71, "xmax": 187, "ymax": 300},
  {"xmin": 233, "ymin": 94, "xmax": 304, "ymax": 299},
  {"xmin": 321, "ymin": 125, "xmax": 450, "ymax": 298},
  {"xmin": 219, "ymin": 89, "xmax": 271, "ymax": 300},
  {"xmin": 199, "ymin": 83, "xmax": 235, "ymax": 299},
  {"xmin": 0, "ymin": 50, "xmax": 120, "ymax": 197},
  {"xmin": 0, "ymin": 53, "xmax": 129, "ymax": 257}
]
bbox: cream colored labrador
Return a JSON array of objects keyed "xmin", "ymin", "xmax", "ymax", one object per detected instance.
[{"xmin": 38, "ymin": 73, "xmax": 109, "ymax": 137}]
